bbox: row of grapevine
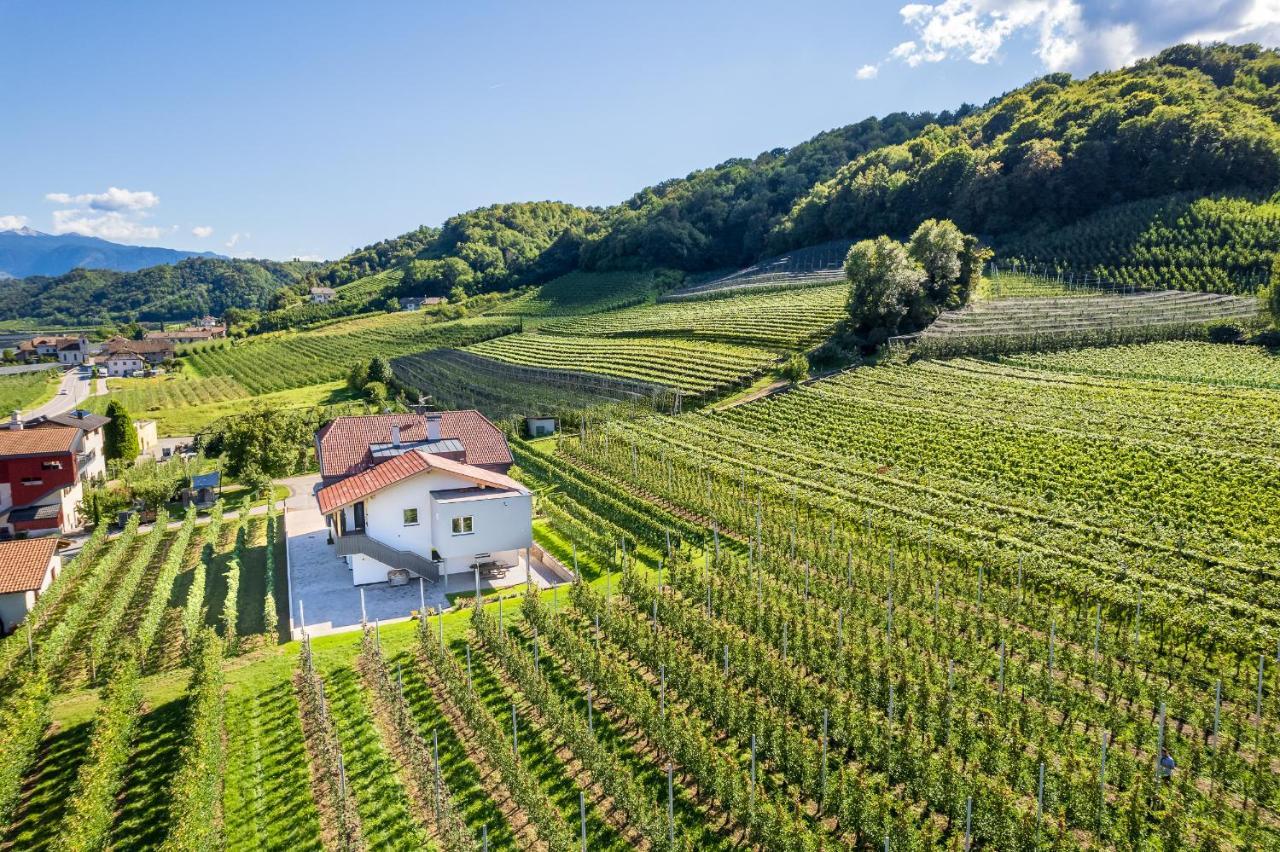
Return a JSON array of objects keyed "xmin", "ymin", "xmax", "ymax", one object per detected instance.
[
  {"xmin": 86, "ymin": 510, "xmax": 170, "ymax": 682},
  {"xmin": 471, "ymin": 603, "xmax": 681, "ymax": 849},
  {"xmin": 56, "ymin": 656, "xmax": 144, "ymax": 850},
  {"xmin": 417, "ymin": 615, "xmax": 578, "ymax": 851},
  {"xmin": 295, "ymin": 639, "xmax": 363, "ymax": 848},
  {"xmin": 136, "ymin": 507, "xmax": 198, "ymax": 663},
  {"xmin": 161, "ymin": 628, "xmax": 225, "ymax": 851},
  {"xmin": 183, "ymin": 502, "xmax": 224, "ymax": 646},
  {"xmin": 357, "ymin": 628, "xmax": 474, "ymax": 850}
]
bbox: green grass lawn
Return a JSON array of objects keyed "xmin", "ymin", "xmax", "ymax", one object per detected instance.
[{"xmin": 0, "ymin": 366, "xmax": 61, "ymax": 414}]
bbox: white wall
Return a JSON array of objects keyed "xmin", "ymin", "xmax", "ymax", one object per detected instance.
[
  {"xmin": 340, "ymin": 467, "xmax": 532, "ymax": 583},
  {"xmin": 0, "ymin": 590, "xmax": 35, "ymax": 635}
]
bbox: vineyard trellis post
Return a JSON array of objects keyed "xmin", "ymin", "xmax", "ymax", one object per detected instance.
[
  {"xmin": 587, "ymin": 686, "xmax": 593, "ymax": 732},
  {"xmin": 419, "ymin": 578, "xmax": 426, "ymax": 618},
  {"xmin": 1100, "ymin": 731, "xmax": 1108, "ymax": 831},
  {"xmin": 666, "ymin": 764, "xmax": 675, "ymax": 842},
  {"xmin": 360, "ymin": 588, "xmax": 367, "ymax": 626},
  {"xmin": 965, "ymin": 796, "xmax": 973, "ymax": 851},
  {"xmin": 820, "ymin": 707, "xmax": 829, "ymax": 808},
  {"xmin": 482, "ymin": 824, "xmax": 488, "ymax": 852},
  {"xmin": 433, "ymin": 728, "xmax": 442, "ymax": 823},
  {"xmin": 1156, "ymin": 701, "xmax": 1166, "ymax": 778},
  {"xmin": 579, "ymin": 791, "xmax": 587, "ymax": 852},
  {"xmin": 1036, "ymin": 761, "xmax": 1045, "ymax": 840},
  {"xmin": 511, "ymin": 703, "xmax": 518, "ymax": 756}
]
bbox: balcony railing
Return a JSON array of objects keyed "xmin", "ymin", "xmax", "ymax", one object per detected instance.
[{"xmin": 333, "ymin": 533, "xmax": 440, "ymax": 582}]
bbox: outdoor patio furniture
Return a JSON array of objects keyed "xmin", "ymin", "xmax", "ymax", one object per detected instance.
[
  {"xmin": 474, "ymin": 560, "xmax": 511, "ymax": 579},
  {"xmin": 387, "ymin": 568, "xmax": 411, "ymax": 586}
]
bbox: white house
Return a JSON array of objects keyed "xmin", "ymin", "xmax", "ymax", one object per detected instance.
[
  {"xmin": 0, "ymin": 536, "xmax": 62, "ymax": 635},
  {"xmin": 525, "ymin": 416, "xmax": 557, "ymax": 438},
  {"xmin": 56, "ymin": 338, "xmax": 90, "ymax": 365},
  {"xmin": 31, "ymin": 409, "xmax": 110, "ymax": 482},
  {"xmin": 317, "ymin": 449, "xmax": 532, "ymax": 586},
  {"xmin": 104, "ymin": 351, "xmax": 145, "ymax": 377},
  {"xmin": 310, "ymin": 286, "xmax": 336, "ymax": 304}
]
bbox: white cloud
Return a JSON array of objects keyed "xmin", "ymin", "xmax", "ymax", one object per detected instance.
[
  {"xmin": 0, "ymin": 215, "xmax": 29, "ymax": 231},
  {"xmin": 879, "ymin": 0, "xmax": 1280, "ymax": 75},
  {"xmin": 224, "ymin": 232, "xmax": 250, "ymax": 252},
  {"xmin": 44, "ymin": 186, "xmax": 159, "ymax": 212},
  {"xmin": 856, "ymin": 63, "xmax": 881, "ymax": 79},
  {"xmin": 50, "ymin": 209, "xmax": 162, "ymax": 241},
  {"xmin": 191, "ymin": 225, "xmax": 214, "ymax": 238}
]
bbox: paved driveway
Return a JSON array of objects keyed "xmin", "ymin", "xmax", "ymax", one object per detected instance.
[{"xmin": 282, "ymin": 473, "xmax": 445, "ymax": 638}]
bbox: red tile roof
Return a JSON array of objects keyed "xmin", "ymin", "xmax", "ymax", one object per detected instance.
[
  {"xmin": 316, "ymin": 450, "xmax": 526, "ymax": 514},
  {"xmin": 0, "ymin": 537, "xmax": 59, "ymax": 594},
  {"xmin": 316, "ymin": 411, "xmax": 512, "ymax": 479},
  {"xmin": 0, "ymin": 427, "xmax": 78, "ymax": 457}
]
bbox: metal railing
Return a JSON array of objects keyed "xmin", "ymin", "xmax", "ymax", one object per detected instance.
[{"xmin": 333, "ymin": 532, "xmax": 440, "ymax": 582}]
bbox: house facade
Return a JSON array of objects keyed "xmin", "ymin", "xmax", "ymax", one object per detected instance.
[
  {"xmin": 0, "ymin": 424, "xmax": 92, "ymax": 537},
  {"xmin": 104, "ymin": 351, "xmax": 145, "ymax": 377},
  {"xmin": 0, "ymin": 537, "xmax": 62, "ymax": 635},
  {"xmin": 314, "ymin": 411, "xmax": 525, "ymax": 586},
  {"xmin": 18, "ymin": 335, "xmax": 89, "ymax": 363},
  {"xmin": 102, "ymin": 337, "xmax": 174, "ymax": 365},
  {"xmin": 310, "ymin": 287, "xmax": 336, "ymax": 304},
  {"xmin": 29, "ymin": 409, "xmax": 110, "ymax": 482},
  {"xmin": 317, "ymin": 450, "xmax": 532, "ymax": 585}
]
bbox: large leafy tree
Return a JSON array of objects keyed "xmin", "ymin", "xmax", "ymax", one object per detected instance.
[
  {"xmin": 211, "ymin": 407, "xmax": 314, "ymax": 480},
  {"xmin": 103, "ymin": 400, "xmax": 140, "ymax": 462}
]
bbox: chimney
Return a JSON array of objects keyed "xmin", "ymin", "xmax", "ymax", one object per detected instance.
[
  {"xmin": 426, "ymin": 413, "xmax": 441, "ymax": 442},
  {"xmin": 9, "ymin": 410, "xmax": 21, "ymax": 430},
  {"xmin": 390, "ymin": 424, "xmax": 401, "ymax": 447}
]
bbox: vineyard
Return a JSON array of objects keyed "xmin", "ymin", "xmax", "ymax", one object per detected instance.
[
  {"xmin": 184, "ymin": 315, "xmax": 519, "ymax": 394},
  {"xmin": 1, "ymin": 339, "xmax": 1279, "ymax": 849},
  {"xmin": 542, "ymin": 283, "xmax": 848, "ymax": 348},
  {"xmin": 465, "ymin": 333, "xmax": 778, "ymax": 396},
  {"xmin": 484, "ymin": 271, "xmax": 661, "ymax": 317},
  {"xmin": 392, "ymin": 348, "xmax": 670, "ymax": 422},
  {"xmin": 999, "ymin": 193, "xmax": 1280, "ymax": 294},
  {"xmin": 334, "ymin": 267, "xmax": 406, "ymax": 302},
  {"xmin": 664, "ymin": 241, "xmax": 851, "ymax": 300},
  {"xmin": 914, "ymin": 290, "xmax": 1263, "ymax": 358},
  {"xmin": 86, "ymin": 374, "xmax": 250, "ymax": 417}
]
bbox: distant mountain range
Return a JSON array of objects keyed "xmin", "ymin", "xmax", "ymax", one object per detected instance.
[{"xmin": 0, "ymin": 227, "xmax": 223, "ymax": 279}]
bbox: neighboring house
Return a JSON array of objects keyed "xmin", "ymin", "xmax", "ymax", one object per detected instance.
[
  {"xmin": 29, "ymin": 409, "xmax": 110, "ymax": 482},
  {"xmin": 315, "ymin": 411, "xmax": 513, "ymax": 485},
  {"xmin": 422, "ymin": 297, "xmax": 445, "ymax": 306},
  {"xmin": 0, "ymin": 537, "xmax": 62, "ymax": 635},
  {"xmin": 103, "ymin": 350, "xmax": 145, "ymax": 377},
  {"xmin": 196, "ymin": 315, "xmax": 220, "ymax": 328},
  {"xmin": 101, "ymin": 336, "xmax": 174, "ymax": 364},
  {"xmin": 317, "ymin": 449, "xmax": 532, "ymax": 585},
  {"xmin": 310, "ymin": 286, "xmax": 336, "ymax": 304},
  {"xmin": 18, "ymin": 335, "xmax": 89, "ymax": 363},
  {"xmin": 134, "ymin": 419, "xmax": 158, "ymax": 456},
  {"xmin": 525, "ymin": 416, "xmax": 557, "ymax": 438},
  {"xmin": 145, "ymin": 325, "xmax": 226, "ymax": 345},
  {"xmin": 399, "ymin": 297, "xmax": 422, "ymax": 311},
  {"xmin": 0, "ymin": 425, "xmax": 91, "ymax": 537}
]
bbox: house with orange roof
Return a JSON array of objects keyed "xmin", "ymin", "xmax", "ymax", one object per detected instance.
[
  {"xmin": 0, "ymin": 536, "xmax": 64, "ymax": 634},
  {"xmin": 313, "ymin": 412, "xmax": 529, "ymax": 586}
]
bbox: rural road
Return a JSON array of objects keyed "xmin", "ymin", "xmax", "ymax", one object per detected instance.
[{"xmin": 22, "ymin": 366, "xmax": 99, "ymax": 421}]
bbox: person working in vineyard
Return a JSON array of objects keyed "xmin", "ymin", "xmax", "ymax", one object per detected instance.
[{"xmin": 1158, "ymin": 747, "xmax": 1176, "ymax": 782}]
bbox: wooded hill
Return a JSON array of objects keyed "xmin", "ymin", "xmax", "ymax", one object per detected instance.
[{"xmin": 10, "ymin": 42, "xmax": 1280, "ymax": 327}]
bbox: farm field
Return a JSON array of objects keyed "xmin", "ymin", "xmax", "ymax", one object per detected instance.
[
  {"xmin": 392, "ymin": 348, "xmax": 668, "ymax": 422},
  {"xmin": 0, "ymin": 366, "xmax": 61, "ymax": 414},
  {"xmin": 484, "ymin": 270, "xmax": 660, "ymax": 317},
  {"xmin": 664, "ymin": 240, "xmax": 851, "ymax": 300},
  {"xmin": 85, "ymin": 374, "xmax": 249, "ymax": 417},
  {"xmin": 3, "ymin": 340, "xmax": 1280, "ymax": 850},
  {"xmin": 334, "ymin": 266, "xmax": 406, "ymax": 302},
  {"xmin": 184, "ymin": 314, "xmax": 518, "ymax": 394},
  {"xmin": 465, "ymin": 333, "xmax": 778, "ymax": 396},
  {"xmin": 541, "ymin": 283, "xmax": 848, "ymax": 348},
  {"xmin": 915, "ymin": 289, "xmax": 1263, "ymax": 357}
]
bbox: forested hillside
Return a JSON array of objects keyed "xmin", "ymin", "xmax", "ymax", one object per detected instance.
[
  {"xmin": 0, "ymin": 257, "xmax": 313, "ymax": 325},
  {"xmin": 773, "ymin": 43, "xmax": 1280, "ymax": 289}
]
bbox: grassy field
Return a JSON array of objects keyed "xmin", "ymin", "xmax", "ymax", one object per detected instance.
[
  {"xmin": 0, "ymin": 366, "xmax": 61, "ymax": 414},
  {"xmin": 117, "ymin": 380, "xmax": 359, "ymax": 436}
]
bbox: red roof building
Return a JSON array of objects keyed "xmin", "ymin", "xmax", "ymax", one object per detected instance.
[
  {"xmin": 0, "ymin": 536, "xmax": 63, "ymax": 635},
  {"xmin": 315, "ymin": 411, "xmax": 513, "ymax": 483}
]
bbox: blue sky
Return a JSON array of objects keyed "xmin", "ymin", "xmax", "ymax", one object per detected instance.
[{"xmin": 2, "ymin": 1, "xmax": 1278, "ymax": 261}]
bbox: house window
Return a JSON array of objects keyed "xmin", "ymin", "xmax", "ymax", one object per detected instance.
[
  {"xmin": 20, "ymin": 477, "xmax": 42, "ymax": 486},
  {"xmin": 451, "ymin": 516, "xmax": 474, "ymax": 535},
  {"xmin": 403, "ymin": 508, "xmax": 419, "ymax": 526},
  {"xmin": 41, "ymin": 461, "xmax": 62, "ymax": 470}
]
